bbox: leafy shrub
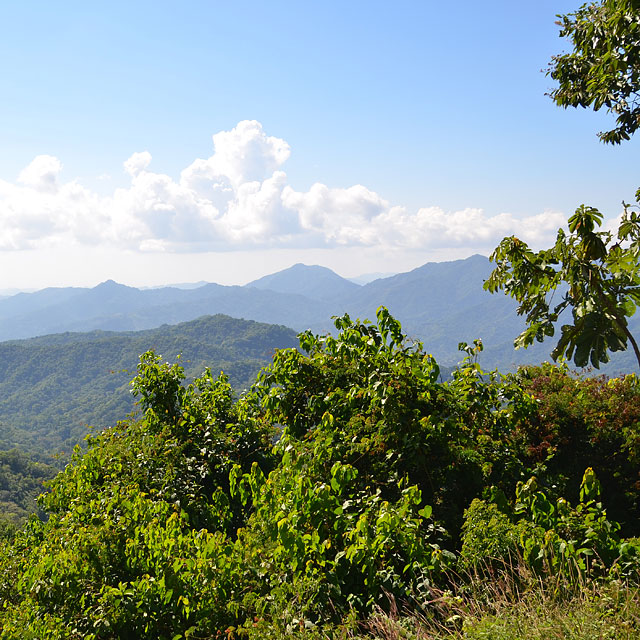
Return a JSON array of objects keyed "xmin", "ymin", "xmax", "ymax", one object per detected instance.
[
  {"xmin": 252, "ymin": 310, "xmax": 534, "ymax": 540},
  {"xmin": 460, "ymin": 499, "xmax": 534, "ymax": 570},
  {"xmin": 512, "ymin": 363, "xmax": 640, "ymax": 533},
  {"xmin": 231, "ymin": 449, "xmax": 449, "ymax": 623},
  {"xmin": 514, "ymin": 468, "xmax": 640, "ymax": 578},
  {"xmin": 0, "ymin": 309, "xmax": 638, "ymax": 637},
  {"xmin": 463, "ymin": 467, "xmax": 640, "ymax": 580}
]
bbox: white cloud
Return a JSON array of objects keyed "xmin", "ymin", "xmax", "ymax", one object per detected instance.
[
  {"xmin": 373, "ymin": 206, "xmax": 567, "ymax": 250},
  {"xmin": 207, "ymin": 119, "xmax": 290, "ymax": 187},
  {"xmin": 282, "ymin": 183, "xmax": 389, "ymax": 245},
  {"xmin": 0, "ymin": 120, "xmax": 572, "ymax": 254},
  {"xmin": 180, "ymin": 120, "xmax": 290, "ymax": 198},
  {"xmin": 123, "ymin": 151, "xmax": 152, "ymax": 177},
  {"xmin": 17, "ymin": 155, "xmax": 62, "ymax": 192}
]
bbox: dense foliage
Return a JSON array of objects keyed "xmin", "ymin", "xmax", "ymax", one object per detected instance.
[
  {"xmin": 0, "ymin": 309, "xmax": 636, "ymax": 638},
  {"xmin": 511, "ymin": 362, "xmax": 640, "ymax": 533},
  {"xmin": 0, "ymin": 449, "xmax": 56, "ymax": 533}
]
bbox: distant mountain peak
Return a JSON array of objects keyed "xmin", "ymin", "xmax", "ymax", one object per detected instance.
[
  {"xmin": 246, "ymin": 263, "xmax": 360, "ymax": 301},
  {"xmin": 287, "ymin": 263, "xmax": 334, "ymax": 273},
  {"xmin": 94, "ymin": 280, "xmax": 135, "ymax": 291}
]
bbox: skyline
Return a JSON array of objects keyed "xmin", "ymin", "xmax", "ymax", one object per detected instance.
[{"xmin": 0, "ymin": 1, "xmax": 638, "ymax": 290}]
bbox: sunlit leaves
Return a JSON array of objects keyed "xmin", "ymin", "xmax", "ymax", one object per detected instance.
[
  {"xmin": 548, "ymin": 0, "xmax": 640, "ymax": 144},
  {"xmin": 485, "ymin": 203, "xmax": 640, "ymax": 368}
]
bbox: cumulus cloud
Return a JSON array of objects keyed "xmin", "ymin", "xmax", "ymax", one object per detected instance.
[
  {"xmin": 124, "ymin": 151, "xmax": 152, "ymax": 177},
  {"xmin": 17, "ymin": 155, "xmax": 62, "ymax": 192},
  {"xmin": 0, "ymin": 120, "xmax": 569, "ymax": 254}
]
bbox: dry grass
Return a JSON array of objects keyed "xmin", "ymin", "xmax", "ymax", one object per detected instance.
[{"xmin": 352, "ymin": 562, "xmax": 640, "ymax": 640}]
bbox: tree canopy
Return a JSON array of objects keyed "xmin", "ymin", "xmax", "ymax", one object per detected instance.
[{"xmin": 549, "ymin": 0, "xmax": 640, "ymax": 144}]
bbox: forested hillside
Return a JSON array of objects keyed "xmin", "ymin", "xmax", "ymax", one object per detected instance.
[
  {"xmin": 0, "ymin": 449, "xmax": 56, "ymax": 531},
  {"xmin": 0, "ymin": 315, "xmax": 297, "ymax": 460}
]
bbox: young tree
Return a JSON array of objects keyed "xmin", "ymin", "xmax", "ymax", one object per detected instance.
[
  {"xmin": 485, "ymin": 0, "xmax": 640, "ymax": 369},
  {"xmin": 485, "ymin": 204, "xmax": 640, "ymax": 368}
]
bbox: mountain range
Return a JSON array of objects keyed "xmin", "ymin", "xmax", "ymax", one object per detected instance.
[{"xmin": 1, "ymin": 255, "xmax": 638, "ymax": 373}]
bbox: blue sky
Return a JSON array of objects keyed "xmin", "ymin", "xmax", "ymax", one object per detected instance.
[{"xmin": 0, "ymin": 1, "xmax": 637, "ymax": 289}]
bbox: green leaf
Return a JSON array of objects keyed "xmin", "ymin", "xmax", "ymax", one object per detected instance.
[{"xmin": 418, "ymin": 505, "xmax": 432, "ymax": 519}]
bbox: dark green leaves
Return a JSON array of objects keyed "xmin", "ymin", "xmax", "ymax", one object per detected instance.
[{"xmin": 568, "ymin": 206, "xmax": 603, "ymax": 234}]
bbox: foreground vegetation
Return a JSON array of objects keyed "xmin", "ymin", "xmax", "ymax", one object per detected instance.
[{"xmin": 0, "ymin": 308, "xmax": 637, "ymax": 638}]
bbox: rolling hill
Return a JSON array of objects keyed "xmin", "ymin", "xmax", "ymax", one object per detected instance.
[{"xmin": 0, "ymin": 315, "xmax": 297, "ymax": 461}]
